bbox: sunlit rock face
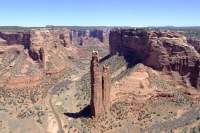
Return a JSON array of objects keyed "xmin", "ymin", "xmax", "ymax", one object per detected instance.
[{"xmin": 109, "ymin": 28, "xmax": 200, "ymax": 90}]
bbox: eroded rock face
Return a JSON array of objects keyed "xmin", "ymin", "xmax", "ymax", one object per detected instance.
[
  {"xmin": 0, "ymin": 28, "xmax": 72, "ymax": 68},
  {"xmin": 188, "ymin": 39, "xmax": 200, "ymax": 53},
  {"xmin": 0, "ymin": 31, "xmax": 30, "ymax": 48},
  {"xmin": 39, "ymin": 47, "xmax": 45, "ymax": 69},
  {"xmin": 70, "ymin": 28, "xmax": 110, "ymax": 47},
  {"xmin": 59, "ymin": 32, "xmax": 71, "ymax": 48},
  {"xmin": 28, "ymin": 28, "xmax": 71, "ymax": 69},
  {"xmin": 0, "ymin": 28, "xmax": 74, "ymax": 88},
  {"xmin": 80, "ymin": 37, "xmax": 84, "ymax": 46},
  {"xmin": 109, "ymin": 28, "xmax": 200, "ymax": 90}
]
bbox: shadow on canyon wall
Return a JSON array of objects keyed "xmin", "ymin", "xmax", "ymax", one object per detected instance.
[{"xmin": 100, "ymin": 53, "xmax": 143, "ymax": 69}]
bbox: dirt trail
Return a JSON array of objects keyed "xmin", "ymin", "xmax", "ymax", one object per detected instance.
[
  {"xmin": 48, "ymin": 78, "xmax": 76, "ymax": 133},
  {"xmin": 48, "ymin": 79, "xmax": 69, "ymax": 133},
  {"xmin": 47, "ymin": 70, "xmax": 87, "ymax": 133},
  {"xmin": 49, "ymin": 95, "xmax": 64, "ymax": 133}
]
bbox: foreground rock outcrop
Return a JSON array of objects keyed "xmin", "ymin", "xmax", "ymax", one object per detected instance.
[
  {"xmin": 90, "ymin": 51, "xmax": 111, "ymax": 117},
  {"xmin": 109, "ymin": 28, "xmax": 200, "ymax": 90}
]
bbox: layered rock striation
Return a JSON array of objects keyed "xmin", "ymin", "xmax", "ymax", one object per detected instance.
[
  {"xmin": 0, "ymin": 28, "xmax": 75, "ymax": 88},
  {"xmin": 0, "ymin": 31, "xmax": 30, "ymax": 47},
  {"xmin": 28, "ymin": 28, "xmax": 71, "ymax": 70},
  {"xmin": 109, "ymin": 28, "xmax": 200, "ymax": 90},
  {"xmin": 0, "ymin": 28, "xmax": 72, "ymax": 70},
  {"xmin": 90, "ymin": 51, "xmax": 111, "ymax": 118}
]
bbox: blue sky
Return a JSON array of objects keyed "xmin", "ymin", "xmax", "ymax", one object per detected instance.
[{"xmin": 0, "ymin": 0, "xmax": 199, "ymax": 27}]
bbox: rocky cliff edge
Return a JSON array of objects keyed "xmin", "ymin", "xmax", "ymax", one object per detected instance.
[{"xmin": 109, "ymin": 28, "xmax": 200, "ymax": 90}]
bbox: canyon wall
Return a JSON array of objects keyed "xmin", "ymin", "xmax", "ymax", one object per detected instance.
[
  {"xmin": 109, "ymin": 28, "xmax": 200, "ymax": 90},
  {"xmin": 0, "ymin": 27, "xmax": 110, "ymax": 88},
  {"xmin": 0, "ymin": 28, "xmax": 71, "ymax": 66},
  {"xmin": 0, "ymin": 31, "xmax": 30, "ymax": 48},
  {"xmin": 28, "ymin": 28, "xmax": 71, "ymax": 70},
  {"xmin": 187, "ymin": 39, "xmax": 200, "ymax": 53},
  {"xmin": 70, "ymin": 28, "xmax": 110, "ymax": 47},
  {"xmin": 0, "ymin": 28, "xmax": 74, "ymax": 88},
  {"xmin": 0, "ymin": 27, "xmax": 110, "ymax": 54}
]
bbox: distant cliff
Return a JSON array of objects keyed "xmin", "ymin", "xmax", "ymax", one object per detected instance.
[
  {"xmin": 0, "ymin": 28, "xmax": 72, "ymax": 71},
  {"xmin": 0, "ymin": 27, "xmax": 110, "ymax": 89},
  {"xmin": 0, "ymin": 28, "xmax": 76, "ymax": 89},
  {"xmin": 70, "ymin": 28, "xmax": 110, "ymax": 47},
  {"xmin": 0, "ymin": 30, "xmax": 30, "ymax": 47},
  {"xmin": 187, "ymin": 39, "xmax": 200, "ymax": 53},
  {"xmin": 109, "ymin": 28, "xmax": 200, "ymax": 90}
]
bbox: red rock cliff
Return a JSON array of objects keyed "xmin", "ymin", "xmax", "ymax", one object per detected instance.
[
  {"xmin": 187, "ymin": 39, "xmax": 200, "ymax": 53},
  {"xmin": 0, "ymin": 31, "xmax": 30, "ymax": 48},
  {"xmin": 28, "ymin": 28, "xmax": 71, "ymax": 64},
  {"xmin": 0, "ymin": 28, "xmax": 71, "ymax": 62},
  {"xmin": 109, "ymin": 28, "xmax": 200, "ymax": 90},
  {"xmin": 0, "ymin": 28, "xmax": 75, "ymax": 89},
  {"xmin": 0, "ymin": 28, "xmax": 73, "ymax": 76},
  {"xmin": 70, "ymin": 28, "xmax": 109, "ymax": 47}
]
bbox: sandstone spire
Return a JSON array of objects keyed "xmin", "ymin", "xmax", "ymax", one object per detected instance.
[
  {"xmin": 90, "ymin": 51, "xmax": 111, "ymax": 118},
  {"xmin": 80, "ymin": 37, "xmax": 84, "ymax": 46},
  {"xmin": 90, "ymin": 51, "xmax": 103, "ymax": 117},
  {"xmin": 39, "ymin": 47, "xmax": 45, "ymax": 69},
  {"xmin": 102, "ymin": 65, "xmax": 111, "ymax": 112}
]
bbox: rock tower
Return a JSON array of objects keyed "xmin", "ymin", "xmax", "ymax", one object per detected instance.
[
  {"xmin": 39, "ymin": 47, "xmax": 45, "ymax": 69},
  {"xmin": 90, "ymin": 51, "xmax": 111, "ymax": 118},
  {"xmin": 102, "ymin": 65, "xmax": 111, "ymax": 112},
  {"xmin": 80, "ymin": 37, "xmax": 84, "ymax": 46}
]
